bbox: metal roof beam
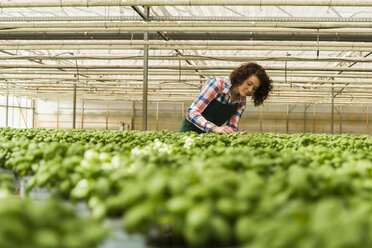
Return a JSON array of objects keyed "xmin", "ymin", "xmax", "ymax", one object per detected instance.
[{"xmin": 2, "ymin": 0, "xmax": 372, "ymax": 8}]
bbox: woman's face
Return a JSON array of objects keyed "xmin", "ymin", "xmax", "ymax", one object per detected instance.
[{"xmin": 237, "ymin": 74, "xmax": 261, "ymax": 97}]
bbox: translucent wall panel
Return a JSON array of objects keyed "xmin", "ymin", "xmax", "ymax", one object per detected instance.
[
  {"xmin": 0, "ymin": 95, "xmax": 32, "ymax": 128},
  {"xmin": 340, "ymin": 106, "xmax": 370, "ymax": 135},
  {"xmin": 0, "ymin": 107, "xmax": 5, "ymax": 127},
  {"xmin": 26, "ymin": 109, "xmax": 33, "ymax": 128},
  {"xmin": 36, "ymin": 99, "xmax": 74, "ymax": 129},
  {"xmin": 33, "ymin": 99, "xmax": 372, "ymax": 135},
  {"xmin": 0, "ymin": 95, "xmax": 6, "ymax": 105}
]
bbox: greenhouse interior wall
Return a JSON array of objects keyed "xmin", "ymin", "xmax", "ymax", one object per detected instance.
[
  {"xmin": 0, "ymin": 95, "xmax": 33, "ymax": 128},
  {"xmin": 0, "ymin": 95, "xmax": 366, "ymax": 135},
  {"xmin": 1, "ymin": 95, "xmax": 370, "ymax": 135}
]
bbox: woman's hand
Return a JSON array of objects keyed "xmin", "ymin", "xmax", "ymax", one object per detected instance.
[
  {"xmin": 239, "ymin": 131, "xmax": 248, "ymax": 135},
  {"xmin": 212, "ymin": 126, "xmax": 235, "ymax": 134}
]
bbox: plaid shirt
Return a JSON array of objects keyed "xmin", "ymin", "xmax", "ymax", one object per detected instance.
[{"xmin": 186, "ymin": 76, "xmax": 247, "ymax": 133}]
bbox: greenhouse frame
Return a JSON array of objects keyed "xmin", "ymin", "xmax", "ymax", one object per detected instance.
[
  {"xmin": 0, "ymin": 1, "xmax": 372, "ymax": 133},
  {"xmin": 2, "ymin": 1, "xmax": 372, "ymax": 248}
]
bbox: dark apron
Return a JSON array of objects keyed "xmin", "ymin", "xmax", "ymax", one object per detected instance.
[{"xmin": 179, "ymin": 99, "xmax": 239, "ymax": 133}]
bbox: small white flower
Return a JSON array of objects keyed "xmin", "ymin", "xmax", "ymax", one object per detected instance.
[{"xmin": 184, "ymin": 136, "xmax": 195, "ymax": 149}]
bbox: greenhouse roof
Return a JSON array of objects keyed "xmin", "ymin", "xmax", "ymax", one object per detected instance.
[{"xmin": 1, "ymin": 1, "xmax": 372, "ymax": 105}]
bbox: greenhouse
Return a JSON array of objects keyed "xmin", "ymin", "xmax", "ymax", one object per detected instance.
[{"xmin": 1, "ymin": 1, "xmax": 372, "ymax": 248}]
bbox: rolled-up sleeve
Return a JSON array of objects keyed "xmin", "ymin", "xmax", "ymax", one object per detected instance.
[{"xmin": 186, "ymin": 77, "xmax": 223, "ymax": 132}]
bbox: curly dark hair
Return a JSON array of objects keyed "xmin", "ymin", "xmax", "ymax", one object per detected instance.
[{"xmin": 229, "ymin": 62, "xmax": 273, "ymax": 106}]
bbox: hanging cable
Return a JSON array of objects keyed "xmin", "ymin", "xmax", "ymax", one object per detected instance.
[
  {"xmin": 317, "ymin": 29, "xmax": 320, "ymax": 58},
  {"xmin": 285, "ymin": 60, "xmax": 291, "ymax": 88}
]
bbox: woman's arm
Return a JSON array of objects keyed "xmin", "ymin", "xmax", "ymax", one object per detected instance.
[
  {"xmin": 186, "ymin": 77, "xmax": 223, "ymax": 132},
  {"xmin": 226, "ymin": 102, "xmax": 246, "ymax": 132}
]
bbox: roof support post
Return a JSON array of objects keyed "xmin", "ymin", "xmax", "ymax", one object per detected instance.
[
  {"xmin": 131, "ymin": 101, "xmax": 135, "ymax": 130},
  {"xmin": 142, "ymin": 6, "xmax": 149, "ymax": 131},
  {"xmin": 304, "ymin": 104, "xmax": 307, "ymax": 133},
  {"xmin": 312, "ymin": 105, "xmax": 316, "ymax": 133},
  {"xmin": 367, "ymin": 106, "xmax": 369, "ymax": 135},
  {"xmin": 81, "ymin": 100, "xmax": 84, "ymax": 129},
  {"xmin": 31, "ymin": 99, "xmax": 35, "ymax": 128},
  {"xmin": 339, "ymin": 106, "xmax": 342, "ymax": 134},
  {"xmin": 286, "ymin": 104, "xmax": 289, "ymax": 134},
  {"xmin": 5, "ymin": 84, "xmax": 8, "ymax": 127},
  {"xmin": 72, "ymin": 83, "xmax": 77, "ymax": 129},
  {"xmin": 331, "ymin": 85, "xmax": 334, "ymax": 134}
]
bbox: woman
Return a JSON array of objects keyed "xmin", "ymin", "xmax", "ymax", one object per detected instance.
[{"xmin": 180, "ymin": 62, "xmax": 272, "ymax": 134}]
